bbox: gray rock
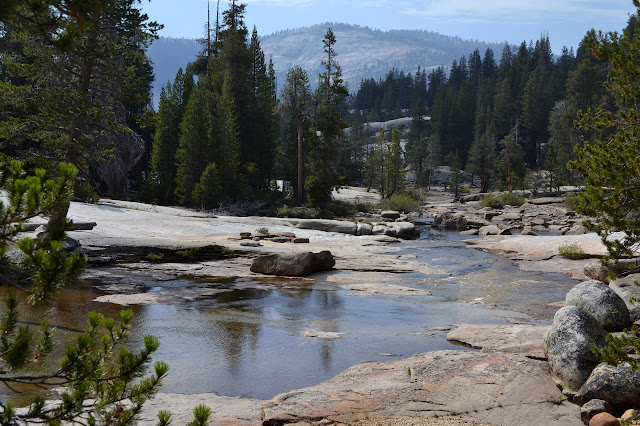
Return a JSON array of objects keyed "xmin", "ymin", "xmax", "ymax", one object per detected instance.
[
  {"xmin": 566, "ymin": 225, "xmax": 587, "ymax": 236},
  {"xmin": 565, "ymin": 280, "xmax": 631, "ymax": 331},
  {"xmin": 432, "ymin": 212, "xmax": 467, "ymax": 229},
  {"xmin": 460, "ymin": 229, "xmax": 479, "ymax": 236},
  {"xmin": 479, "ymin": 225, "xmax": 501, "ymax": 236},
  {"xmin": 584, "ymin": 260, "xmax": 640, "ymax": 284},
  {"xmin": 372, "ymin": 224, "xmax": 389, "ymax": 235},
  {"xmin": 250, "ymin": 251, "xmax": 335, "ymax": 276},
  {"xmin": 494, "ymin": 212, "xmax": 522, "ymax": 221},
  {"xmin": 295, "ymin": 219, "xmax": 357, "ymax": 235},
  {"xmin": 521, "ymin": 228, "xmax": 539, "ymax": 236},
  {"xmin": 356, "ymin": 222, "xmax": 373, "ymax": 236},
  {"xmin": 381, "ymin": 210, "xmax": 401, "ymax": 220},
  {"xmin": 543, "ymin": 306, "xmax": 608, "ymax": 396},
  {"xmin": 581, "ymin": 399, "xmax": 612, "ymax": 425},
  {"xmin": 388, "ymin": 222, "xmax": 419, "ymax": 239},
  {"xmin": 575, "ymin": 362, "xmax": 640, "ymax": 409},
  {"xmin": 529, "ymin": 197, "xmax": 565, "ymax": 205},
  {"xmin": 610, "ymin": 274, "xmax": 640, "ymax": 321},
  {"xmin": 499, "ymin": 227, "xmax": 513, "ymax": 235}
]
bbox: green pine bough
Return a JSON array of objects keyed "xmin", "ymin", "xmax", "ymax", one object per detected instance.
[
  {"xmin": 569, "ymin": 1, "xmax": 640, "ymax": 371},
  {"xmin": 0, "ymin": 161, "xmax": 176, "ymax": 424}
]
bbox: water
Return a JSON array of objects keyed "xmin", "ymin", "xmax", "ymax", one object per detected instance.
[{"xmin": 2, "ymin": 227, "xmax": 579, "ymax": 401}]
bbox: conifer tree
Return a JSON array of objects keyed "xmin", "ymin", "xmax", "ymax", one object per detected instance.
[
  {"xmin": 306, "ymin": 28, "xmax": 348, "ymax": 207},
  {"xmin": 280, "ymin": 66, "xmax": 312, "ymax": 203},
  {"xmin": 385, "ymin": 127, "xmax": 404, "ymax": 197},
  {"xmin": 175, "ymin": 81, "xmax": 210, "ymax": 205}
]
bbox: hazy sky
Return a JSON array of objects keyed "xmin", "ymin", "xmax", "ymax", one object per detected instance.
[{"xmin": 140, "ymin": 0, "xmax": 637, "ymax": 54}]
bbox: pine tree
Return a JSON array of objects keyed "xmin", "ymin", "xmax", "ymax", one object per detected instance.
[
  {"xmin": 280, "ymin": 66, "xmax": 312, "ymax": 203},
  {"xmin": 385, "ymin": 127, "xmax": 404, "ymax": 197},
  {"xmin": 569, "ymin": 7, "xmax": 640, "ymax": 262},
  {"xmin": 306, "ymin": 28, "xmax": 348, "ymax": 207},
  {"xmin": 175, "ymin": 81, "xmax": 211, "ymax": 205}
]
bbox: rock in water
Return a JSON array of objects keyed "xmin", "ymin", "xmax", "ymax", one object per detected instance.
[
  {"xmin": 543, "ymin": 306, "xmax": 608, "ymax": 396},
  {"xmin": 432, "ymin": 212, "xmax": 467, "ymax": 229},
  {"xmin": 565, "ymin": 280, "xmax": 631, "ymax": 331},
  {"xmin": 575, "ymin": 362, "xmax": 640, "ymax": 410},
  {"xmin": 250, "ymin": 251, "xmax": 335, "ymax": 276}
]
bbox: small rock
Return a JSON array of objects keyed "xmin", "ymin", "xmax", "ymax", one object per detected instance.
[
  {"xmin": 460, "ymin": 229, "xmax": 479, "ymax": 236},
  {"xmin": 581, "ymin": 399, "xmax": 612, "ymax": 425},
  {"xmin": 575, "ymin": 362, "xmax": 640, "ymax": 409},
  {"xmin": 240, "ymin": 232, "xmax": 252, "ymax": 239},
  {"xmin": 621, "ymin": 409, "xmax": 637, "ymax": 421},
  {"xmin": 381, "ymin": 210, "xmax": 401, "ymax": 220},
  {"xmin": 293, "ymin": 238, "xmax": 310, "ymax": 244},
  {"xmin": 589, "ymin": 412, "xmax": 619, "ymax": 426},
  {"xmin": 520, "ymin": 228, "xmax": 539, "ymax": 236},
  {"xmin": 479, "ymin": 225, "xmax": 501, "ymax": 236},
  {"xmin": 277, "ymin": 232, "xmax": 296, "ymax": 238},
  {"xmin": 240, "ymin": 242, "xmax": 262, "ymax": 247},
  {"xmin": 250, "ymin": 251, "xmax": 335, "ymax": 276},
  {"xmin": 567, "ymin": 225, "xmax": 587, "ymax": 235},
  {"xmin": 271, "ymin": 237, "xmax": 290, "ymax": 243}
]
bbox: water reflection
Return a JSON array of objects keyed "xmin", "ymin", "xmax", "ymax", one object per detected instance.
[{"xmin": 0, "ymin": 227, "xmax": 580, "ymax": 402}]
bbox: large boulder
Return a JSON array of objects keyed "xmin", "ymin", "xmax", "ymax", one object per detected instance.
[
  {"xmin": 574, "ymin": 362, "xmax": 640, "ymax": 410},
  {"xmin": 432, "ymin": 212, "xmax": 467, "ymax": 229},
  {"xmin": 609, "ymin": 274, "xmax": 640, "ymax": 322},
  {"xmin": 543, "ymin": 306, "xmax": 608, "ymax": 396},
  {"xmin": 250, "ymin": 251, "xmax": 335, "ymax": 276},
  {"xmin": 565, "ymin": 280, "xmax": 631, "ymax": 331}
]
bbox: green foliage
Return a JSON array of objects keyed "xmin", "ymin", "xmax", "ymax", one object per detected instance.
[
  {"xmin": 274, "ymin": 206, "xmax": 330, "ymax": 219},
  {"xmin": 256, "ymin": 227, "xmax": 269, "ymax": 234},
  {"xmin": 594, "ymin": 324, "xmax": 640, "ymax": 370},
  {"xmin": 480, "ymin": 193, "xmax": 525, "ymax": 209},
  {"xmin": 569, "ymin": 13, "xmax": 640, "ymax": 261},
  {"xmin": 188, "ymin": 404, "xmax": 213, "ymax": 426},
  {"xmin": 192, "ymin": 162, "xmax": 223, "ymax": 210},
  {"xmin": 495, "ymin": 127, "xmax": 527, "ymax": 192},
  {"xmin": 378, "ymin": 193, "xmax": 421, "ymax": 212},
  {"xmin": 384, "ymin": 127, "xmax": 404, "ymax": 197},
  {"xmin": 0, "ymin": 162, "xmax": 166, "ymax": 423},
  {"xmin": 558, "ymin": 243, "xmax": 590, "ymax": 260}
]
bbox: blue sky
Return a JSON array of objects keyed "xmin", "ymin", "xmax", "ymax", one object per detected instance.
[{"xmin": 140, "ymin": 0, "xmax": 637, "ymax": 54}]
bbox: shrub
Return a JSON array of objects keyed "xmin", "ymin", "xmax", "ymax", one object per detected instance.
[
  {"xmin": 558, "ymin": 243, "xmax": 590, "ymax": 259},
  {"xmin": 379, "ymin": 193, "xmax": 421, "ymax": 212},
  {"xmin": 274, "ymin": 206, "xmax": 332, "ymax": 219},
  {"xmin": 480, "ymin": 193, "xmax": 525, "ymax": 209}
]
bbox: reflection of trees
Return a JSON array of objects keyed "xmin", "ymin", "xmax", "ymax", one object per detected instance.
[{"xmin": 310, "ymin": 290, "xmax": 343, "ymax": 372}]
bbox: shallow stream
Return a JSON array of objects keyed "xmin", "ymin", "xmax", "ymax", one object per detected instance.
[{"xmin": 4, "ymin": 227, "xmax": 579, "ymax": 402}]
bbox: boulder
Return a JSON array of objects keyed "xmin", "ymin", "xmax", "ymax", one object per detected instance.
[
  {"xmin": 565, "ymin": 280, "xmax": 631, "ymax": 331},
  {"xmin": 566, "ymin": 225, "xmax": 588, "ymax": 236},
  {"xmin": 589, "ymin": 412, "xmax": 620, "ymax": 426},
  {"xmin": 356, "ymin": 222, "xmax": 373, "ymax": 236},
  {"xmin": 381, "ymin": 210, "xmax": 401, "ymax": 220},
  {"xmin": 432, "ymin": 212, "xmax": 467, "ymax": 229},
  {"xmin": 584, "ymin": 260, "xmax": 640, "ymax": 284},
  {"xmin": 543, "ymin": 306, "xmax": 608, "ymax": 396},
  {"xmin": 479, "ymin": 225, "xmax": 502, "ymax": 236},
  {"xmin": 521, "ymin": 228, "xmax": 539, "ymax": 236},
  {"xmin": 388, "ymin": 222, "xmax": 419, "ymax": 239},
  {"xmin": 295, "ymin": 219, "xmax": 357, "ymax": 235},
  {"xmin": 581, "ymin": 399, "xmax": 612, "ymax": 425},
  {"xmin": 529, "ymin": 197, "xmax": 565, "ymax": 205},
  {"xmin": 250, "ymin": 251, "xmax": 335, "ymax": 277},
  {"xmin": 575, "ymin": 362, "xmax": 640, "ymax": 410},
  {"xmin": 609, "ymin": 274, "xmax": 640, "ymax": 321}
]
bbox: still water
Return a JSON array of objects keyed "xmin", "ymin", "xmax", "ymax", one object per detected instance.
[{"xmin": 4, "ymin": 227, "xmax": 579, "ymax": 401}]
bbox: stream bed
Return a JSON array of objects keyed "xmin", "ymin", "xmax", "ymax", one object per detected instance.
[{"xmin": 5, "ymin": 227, "xmax": 579, "ymax": 402}]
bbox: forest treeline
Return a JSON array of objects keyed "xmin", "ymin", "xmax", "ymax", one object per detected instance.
[{"xmin": 0, "ymin": 1, "xmax": 633, "ymax": 210}]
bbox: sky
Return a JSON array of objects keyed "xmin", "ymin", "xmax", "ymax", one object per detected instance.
[{"xmin": 140, "ymin": 0, "xmax": 637, "ymax": 54}]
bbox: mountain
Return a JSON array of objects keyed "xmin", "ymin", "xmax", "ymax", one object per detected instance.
[{"xmin": 146, "ymin": 23, "xmax": 508, "ymax": 103}]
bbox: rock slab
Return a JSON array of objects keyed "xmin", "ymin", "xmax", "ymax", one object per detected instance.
[
  {"xmin": 446, "ymin": 323, "xmax": 549, "ymax": 359},
  {"xmin": 250, "ymin": 251, "xmax": 335, "ymax": 276},
  {"xmin": 262, "ymin": 350, "xmax": 581, "ymax": 426}
]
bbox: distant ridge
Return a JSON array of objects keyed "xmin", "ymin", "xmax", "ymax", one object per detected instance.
[{"xmin": 146, "ymin": 23, "xmax": 507, "ymax": 102}]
